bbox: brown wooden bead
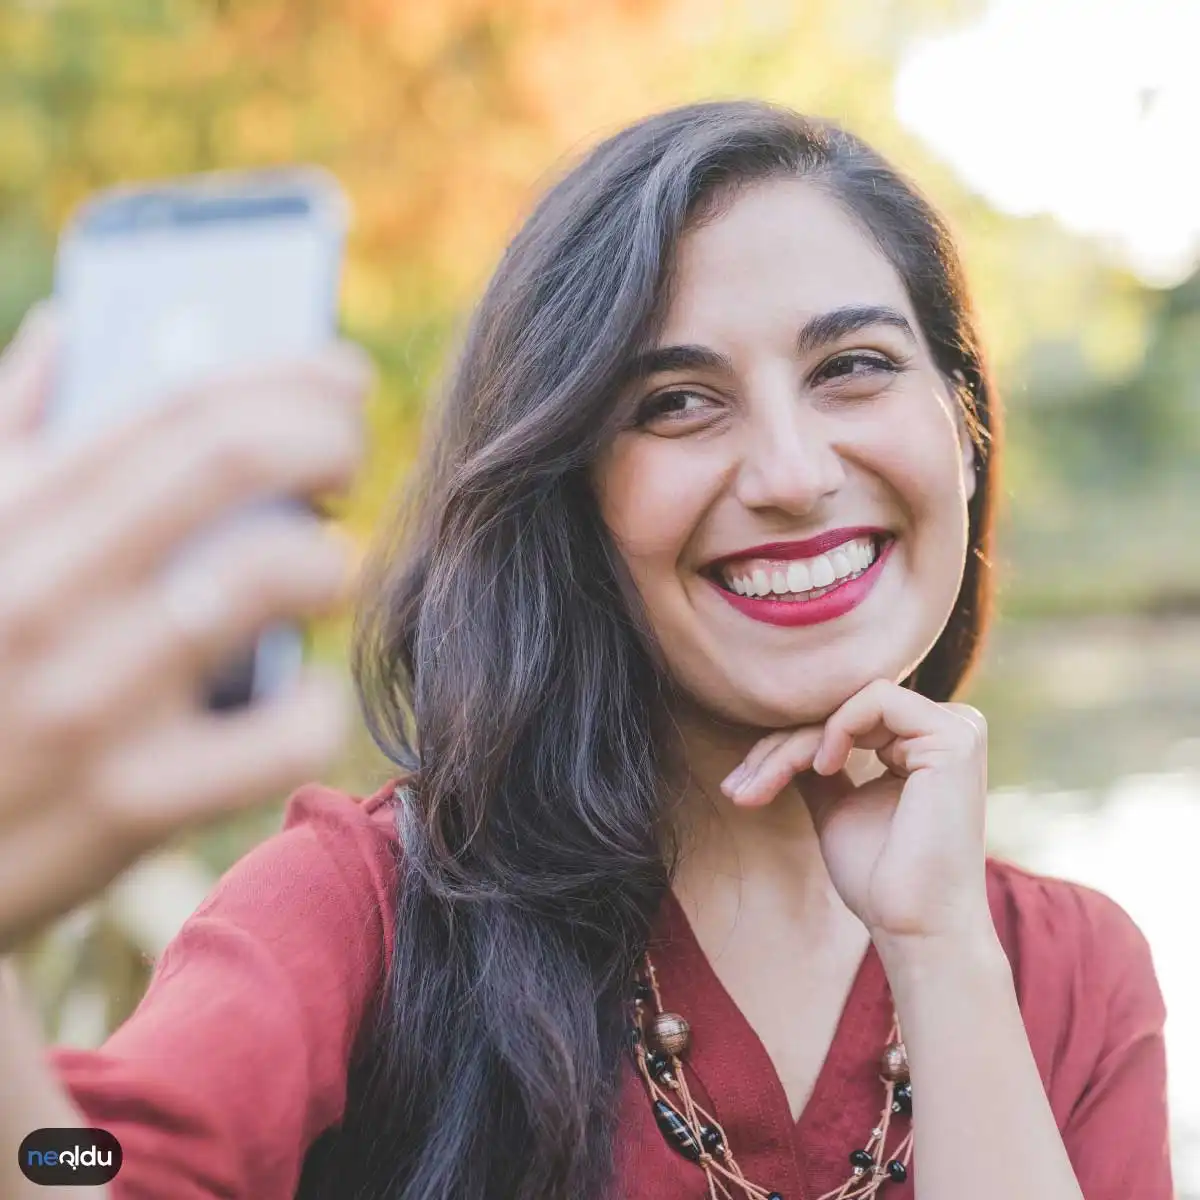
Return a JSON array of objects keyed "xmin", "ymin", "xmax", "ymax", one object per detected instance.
[
  {"xmin": 649, "ymin": 1011, "xmax": 691, "ymax": 1058},
  {"xmin": 880, "ymin": 1040, "xmax": 909, "ymax": 1083}
]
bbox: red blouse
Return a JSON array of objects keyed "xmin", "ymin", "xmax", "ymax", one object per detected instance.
[{"xmin": 48, "ymin": 777, "xmax": 1175, "ymax": 1199}]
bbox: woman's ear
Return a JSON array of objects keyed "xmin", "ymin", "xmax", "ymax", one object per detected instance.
[{"xmin": 950, "ymin": 370, "xmax": 977, "ymax": 503}]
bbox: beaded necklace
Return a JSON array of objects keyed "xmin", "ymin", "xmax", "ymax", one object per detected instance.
[{"xmin": 629, "ymin": 950, "xmax": 914, "ymax": 1198}]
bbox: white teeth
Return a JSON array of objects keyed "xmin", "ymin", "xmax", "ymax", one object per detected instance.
[
  {"xmin": 786, "ymin": 560, "xmax": 811, "ymax": 592},
  {"xmin": 809, "ymin": 554, "xmax": 835, "ymax": 588},
  {"xmin": 719, "ymin": 534, "xmax": 882, "ymax": 598}
]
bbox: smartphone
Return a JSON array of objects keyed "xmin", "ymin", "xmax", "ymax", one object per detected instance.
[{"xmin": 46, "ymin": 166, "xmax": 349, "ymax": 712}]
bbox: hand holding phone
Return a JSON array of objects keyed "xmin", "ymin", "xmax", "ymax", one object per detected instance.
[{"xmin": 0, "ymin": 301, "xmax": 372, "ymax": 954}]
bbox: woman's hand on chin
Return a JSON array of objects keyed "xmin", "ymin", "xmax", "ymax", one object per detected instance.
[{"xmin": 719, "ymin": 678, "xmax": 994, "ymax": 953}]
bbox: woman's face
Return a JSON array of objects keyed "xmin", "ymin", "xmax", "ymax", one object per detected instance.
[{"xmin": 593, "ymin": 178, "xmax": 976, "ymax": 730}]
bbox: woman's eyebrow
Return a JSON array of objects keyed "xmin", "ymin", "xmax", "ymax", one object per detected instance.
[
  {"xmin": 795, "ymin": 305, "xmax": 916, "ymax": 355},
  {"xmin": 622, "ymin": 305, "xmax": 916, "ymax": 386},
  {"xmin": 621, "ymin": 344, "xmax": 734, "ymax": 384}
]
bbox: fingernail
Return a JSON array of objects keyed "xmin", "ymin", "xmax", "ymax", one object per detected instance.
[{"xmin": 722, "ymin": 763, "xmax": 750, "ymax": 792}]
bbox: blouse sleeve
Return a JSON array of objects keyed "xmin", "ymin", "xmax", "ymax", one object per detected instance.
[
  {"xmin": 46, "ymin": 782, "xmax": 399, "ymax": 1200},
  {"xmin": 1058, "ymin": 885, "xmax": 1174, "ymax": 1199}
]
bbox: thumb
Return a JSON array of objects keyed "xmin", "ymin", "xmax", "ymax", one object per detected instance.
[{"xmin": 0, "ymin": 302, "xmax": 58, "ymax": 441}]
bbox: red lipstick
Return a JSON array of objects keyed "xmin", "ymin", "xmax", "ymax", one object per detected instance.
[
  {"xmin": 706, "ymin": 536, "xmax": 894, "ymax": 628},
  {"xmin": 704, "ymin": 525, "xmax": 890, "ymax": 571}
]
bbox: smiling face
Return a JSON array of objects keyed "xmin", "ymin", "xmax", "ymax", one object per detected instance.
[{"xmin": 593, "ymin": 178, "xmax": 977, "ymax": 730}]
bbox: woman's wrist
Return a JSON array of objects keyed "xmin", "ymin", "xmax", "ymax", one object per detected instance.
[
  {"xmin": 871, "ymin": 917, "xmax": 1011, "ymax": 995},
  {"xmin": 868, "ymin": 914, "xmax": 1088, "ymax": 1200}
]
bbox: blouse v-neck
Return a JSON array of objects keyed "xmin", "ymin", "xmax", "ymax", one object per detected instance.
[{"xmin": 645, "ymin": 884, "xmax": 901, "ymax": 1199}]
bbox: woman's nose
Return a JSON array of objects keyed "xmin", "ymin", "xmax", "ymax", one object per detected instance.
[{"xmin": 733, "ymin": 398, "xmax": 846, "ymax": 515}]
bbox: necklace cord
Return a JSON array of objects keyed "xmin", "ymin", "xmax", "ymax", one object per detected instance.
[{"xmin": 633, "ymin": 950, "xmax": 915, "ymax": 1199}]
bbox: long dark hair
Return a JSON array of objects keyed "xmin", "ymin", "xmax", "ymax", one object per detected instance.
[{"xmin": 297, "ymin": 99, "xmax": 1001, "ymax": 1200}]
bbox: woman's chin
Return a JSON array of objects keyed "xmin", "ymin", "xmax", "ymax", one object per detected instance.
[
  {"xmin": 697, "ymin": 657, "xmax": 914, "ymax": 729},
  {"xmin": 687, "ymin": 687, "xmax": 849, "ymax": 732}
]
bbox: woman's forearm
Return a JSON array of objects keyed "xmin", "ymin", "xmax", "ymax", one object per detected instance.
[
  {"xmin": 0, "ymin": 960, "xmax": 109, "ymax": 1200},
  {"xmin": 876, "ymin": 930, "xmax": 1084, "ymax": 1200}
]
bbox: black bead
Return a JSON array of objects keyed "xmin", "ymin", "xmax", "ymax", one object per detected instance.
[
  {"xmin": 653, "ymin": 1099, "xmax": 701, "ymax": 1162},
  {"xmin": 647, "ymin": 1051, "xmax": 675, "ymax": 1084},
  {"xmin": 887, "ymin": 1159, "xmax": 908, "ymax": 1182},
  {"xmin": 699, "ymin": 1123, "xmax": 724, "ymax": 1154},
  {"xmin": 767, "ymin": 1193, "xmax": 785, "ymax": 1200},
  {"xmin": 892, "ymin": 1081, "xmax": 913, "ymax": 1116},
  {"xmin": 849, "ymin": 1148, "xmax": 874, "ymax": 1169}
]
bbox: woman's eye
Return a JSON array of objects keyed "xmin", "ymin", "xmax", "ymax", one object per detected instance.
[
  {"xmin": 812, "ymin": 351, "xmax": 902, "ymax": 385},
  {"xmin": 632, "ymin": 389, "xmax": 714, "ymax": 426}
]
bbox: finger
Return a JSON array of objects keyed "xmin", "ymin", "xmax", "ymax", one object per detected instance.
[
  {"xmin": 728, "ymin": 726, "xmax": 824, "ymax": 808},
  {"xmin": 0, "ymin": 303, "xmax": 57, "ymax": 440},
  {"xmin": 730, "ymin": 715, "xmax": 830, "ymax": 784},
  {"xmin": 9, "ymin": 517, "xmax": 356, "ymax": 750},
  {"xmin": 0, "ymin": 343, "xmax": 371, "ymax": 543},
  {"xmin": 0, "ymin": 667, "xmax": 351, "ymax": 943},
  {"xmin": 720, "ymin": 727, "xmax": 793, "ymax": 794},
  {"xmin": 814, "ymin": 679, "xmax": 960, "ymax": 775},
  {"xmin": 819, "ymin": 720, "xmax": 898, "ymax": 775},
  {"xmin": 726, "ymin": 728, "xmax": 791, "ymax": 784},
  {"xmin": 0, "ymin": 384, "xmax": 364, "ymax": 658},
  {"xmin": 98, "ymin": 665, "xmax": 352, "ymax": 843},
  {"xmin": 873, "ymin": 737, "xmax": 909, "ymax": 777},
  {"xmin": 943, "ymin": 702, "xmax": 987, "ymax": 737}
]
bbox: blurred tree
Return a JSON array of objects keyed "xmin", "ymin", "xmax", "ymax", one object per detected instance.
[
  {"xmin": 1001, "ymin": 264, "xmax": 1200, "ymax": 616},
  {"xmin": 1, "ymin": 0, "xmax": 1151, "ymax": 535}
]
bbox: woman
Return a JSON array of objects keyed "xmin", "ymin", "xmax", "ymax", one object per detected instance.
[{"xmin": 1, "ymin": 102, "xmax": 1171, "ymax": 1200}]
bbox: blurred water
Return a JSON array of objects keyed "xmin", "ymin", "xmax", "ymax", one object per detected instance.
[
  {"xmin": 989, "ymin": 770, "xmax": 1200, "ymax": 1194},
  {"xmin": 973, "ymin": 614, "xmax": 1200, "ymax": 793},
  {"xmin": 981, "ymin": 615, "xmax": 1200, "ymax": 1195}
]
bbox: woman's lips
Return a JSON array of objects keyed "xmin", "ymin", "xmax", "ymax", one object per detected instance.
[{"xmin": 705, "ymin": 537, "xmax": 894, "ymax": 628}]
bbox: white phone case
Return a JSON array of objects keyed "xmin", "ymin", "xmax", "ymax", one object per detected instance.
[{"xmin": 49, "ymin": 167, "xmax": 349, "ymax": 711}]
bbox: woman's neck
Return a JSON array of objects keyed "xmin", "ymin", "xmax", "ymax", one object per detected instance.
[{"xmin": 666, "ymin": 711, "xmax": 882, "ymax": 939}]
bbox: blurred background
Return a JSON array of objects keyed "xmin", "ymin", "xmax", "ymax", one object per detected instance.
[{"xmin": 2, "ymin": 0, "xmax": 1197, "ymax": 1190}]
